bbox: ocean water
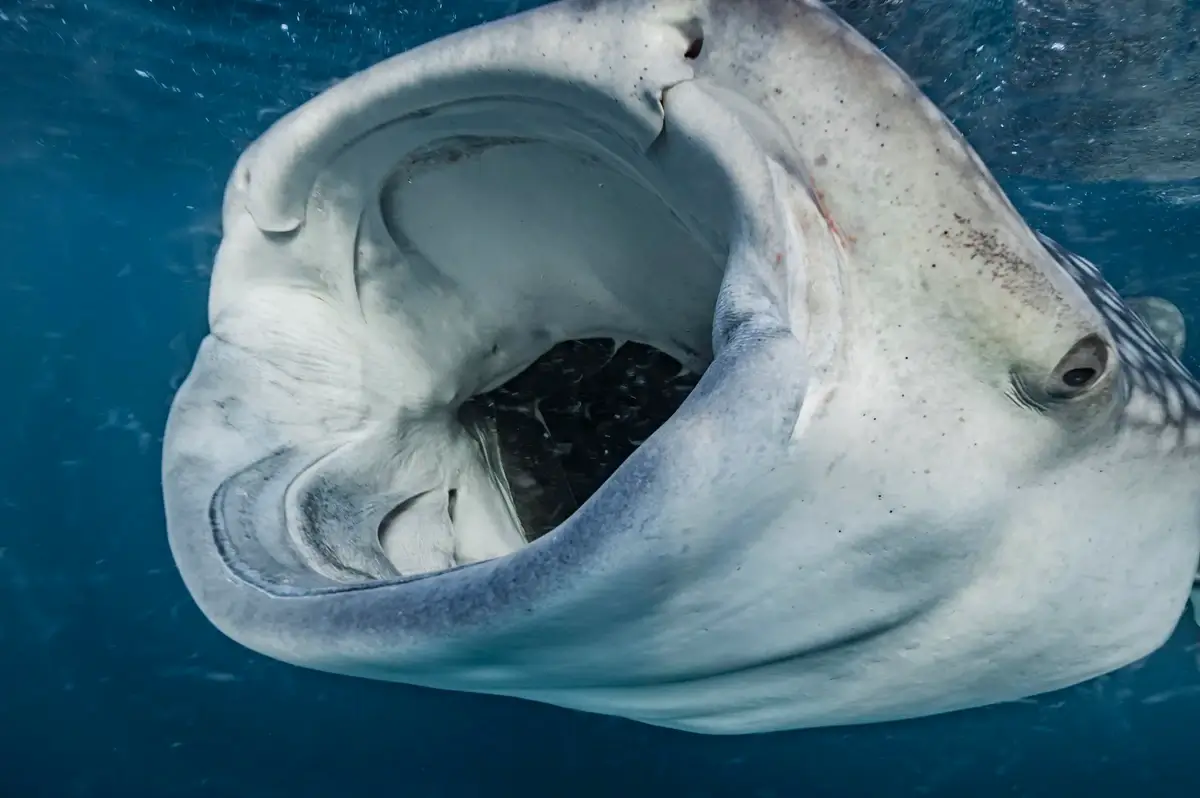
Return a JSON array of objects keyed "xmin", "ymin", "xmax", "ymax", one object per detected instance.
[{"xmin": 2, "ymin": 1, "xmax": 1199, "ymax": 796}]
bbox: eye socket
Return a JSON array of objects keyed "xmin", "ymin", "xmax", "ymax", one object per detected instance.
[
  {"xmin": 1061, "ymin": 366, "xmax": 1097, "ymax": 388},
  {"xmin": 1046, "ymin": 334, "xmax": 1109, "ymax": 398}
]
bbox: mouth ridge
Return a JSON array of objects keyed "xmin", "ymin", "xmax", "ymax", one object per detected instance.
[{"xmin": 202, "ymin": 46, "xmax": 758, "ymax": 585}]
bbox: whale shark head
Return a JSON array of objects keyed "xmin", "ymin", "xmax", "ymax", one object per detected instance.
[{"xmin": 162, "ymin": 0, "xmax": 1200, "ymax": 734}]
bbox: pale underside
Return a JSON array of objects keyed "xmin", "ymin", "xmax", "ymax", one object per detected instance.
[{"xmin": 162, "ymin": 0, "xmax": 1200, "ymax": 734}]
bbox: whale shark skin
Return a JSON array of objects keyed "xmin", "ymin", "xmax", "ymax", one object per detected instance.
[{"xmin": 161, "ymin": 0, "xmax": 1200, "ymax": 734}]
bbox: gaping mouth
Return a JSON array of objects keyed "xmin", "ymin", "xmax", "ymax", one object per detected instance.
[
  {"xmin": 169, "ymin": 0, "xmax": 821, "ymax": 616},
  {"xmin": 359, "ymin": 126, "xmax": 721, "ymax": 577},
  {"xmin": 249, "ymin": 92, "xmax": 740, "ymax": 582}
]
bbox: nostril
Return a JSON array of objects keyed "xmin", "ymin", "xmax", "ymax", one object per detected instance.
[{"xmin": 675, "ymin": 16, "xmax": 705, "ymax": 61}]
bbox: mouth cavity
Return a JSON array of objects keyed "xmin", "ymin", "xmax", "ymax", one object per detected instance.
[
  {"xmin": 455, "ymin": 339, "xmax": 700, "ymax": 543},
  {"xmin": 280, "ymin": 108, "xmax": 732, "ymax": 583}
]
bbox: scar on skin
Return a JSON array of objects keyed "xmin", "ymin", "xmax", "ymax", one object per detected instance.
[{"xmin": 813, "ymin": 187, "xmax": 854, "ymax": 247}]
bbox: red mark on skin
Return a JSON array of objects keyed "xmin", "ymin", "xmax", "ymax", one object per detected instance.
[{"xmin": 813, "ymin": 187, "xmax": 854, "ymax": 247}]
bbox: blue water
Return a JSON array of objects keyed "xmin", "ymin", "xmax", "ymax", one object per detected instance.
[{"xmin": 2, "ymin": 1, "xmax": 1198, "ymax": 795}]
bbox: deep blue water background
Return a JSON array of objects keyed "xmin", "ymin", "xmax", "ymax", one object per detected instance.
[{"xmin": 2, "ymin": 1, "xmax": 1199, "ymax": 796}]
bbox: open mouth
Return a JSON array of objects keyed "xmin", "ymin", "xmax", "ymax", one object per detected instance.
[
  {"xmin": 165, "ymin": 4, "xmax": 824, "ymax": 730},
  {"xmin": 161, "ymin": 0, "xmax": 950, "ymax": 729},
  {"xmin": 164, "ymin": 0, "xmax": 1199, "ymax": 737},
  {"xmin": 245, "ymin": 90, "xmax": 739, "ymax": 582},
  {"xmin": 350, "ymin": 123, "xmax": 722, "ymax": 578}
]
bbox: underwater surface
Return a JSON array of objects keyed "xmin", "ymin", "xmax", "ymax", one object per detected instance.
[{"xmin": 2, "ymin": 0, "xmax": 1199, "ymax": 795}]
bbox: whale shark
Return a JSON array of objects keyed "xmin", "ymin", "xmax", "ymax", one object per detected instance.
[{"xmin": 161, "ymin": 0, "xmax": 1200, "ymax": 734}]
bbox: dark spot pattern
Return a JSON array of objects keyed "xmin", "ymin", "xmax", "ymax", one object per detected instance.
[{"xmin": 1038, "ymin": 232, "xmax": 1200, "ymax": 441}]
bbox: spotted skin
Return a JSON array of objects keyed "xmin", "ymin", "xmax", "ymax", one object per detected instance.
[
  {"xmin": 1040, "ymin": 232, "xmax": 1200, "ymax": 606},
  {"xmin": 1037, "ymin": 232, "xmax": 1200, "ymax": 447}
]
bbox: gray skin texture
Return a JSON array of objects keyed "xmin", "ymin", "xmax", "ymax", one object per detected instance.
[{"xmin": 162, "ymin": 0, "xmax": 1200, "ymax": 734}]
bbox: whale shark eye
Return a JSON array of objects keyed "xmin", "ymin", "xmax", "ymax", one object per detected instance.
[
  {"xmin": 1062, "ymin": 367, "xmax": 1096, "ymax": 388},
  {"xmin": 1048, "ymin": 334, "xmax": 1109, "ymax": 398}
]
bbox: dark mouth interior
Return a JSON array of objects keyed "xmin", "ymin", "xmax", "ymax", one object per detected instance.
[{"xmin": 460, "ymin": 339, "xmax": 700, "ymax": 541}]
